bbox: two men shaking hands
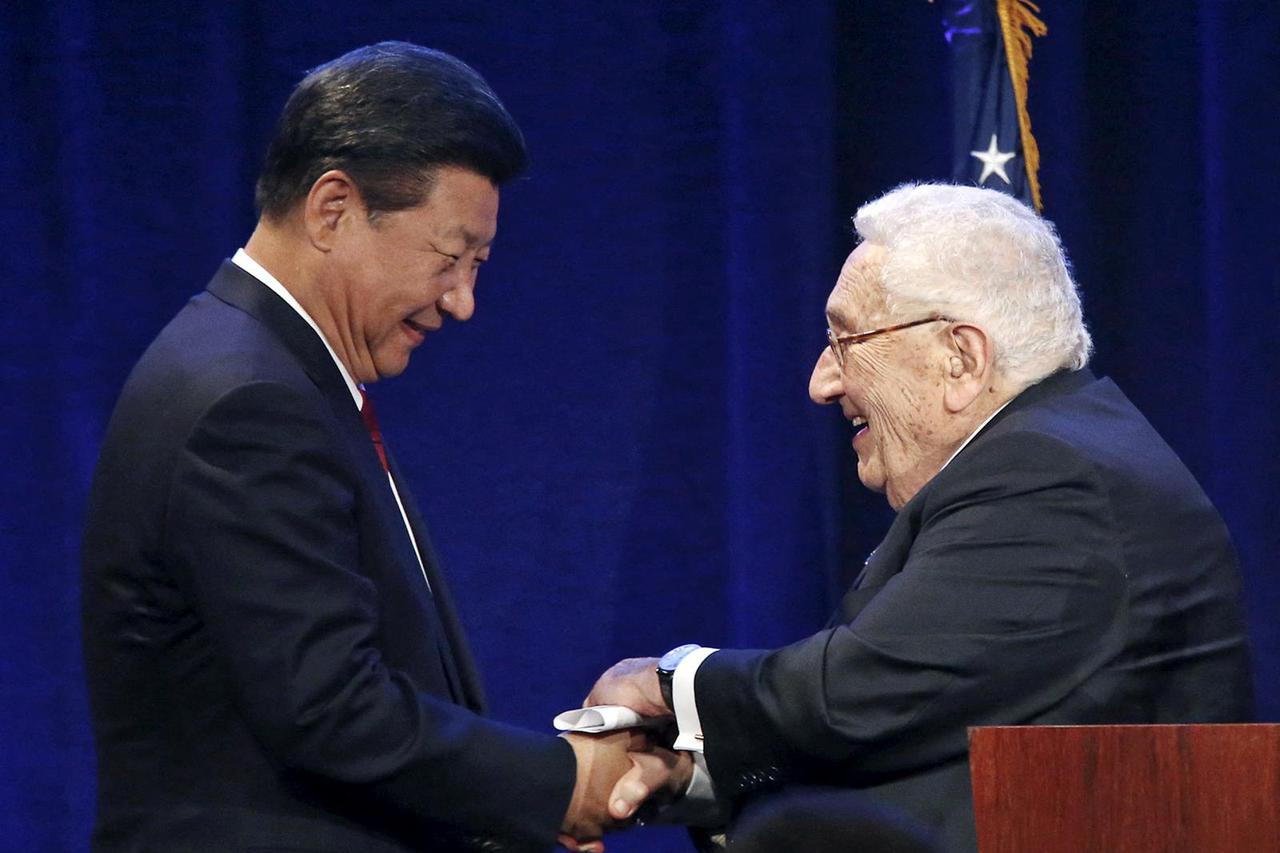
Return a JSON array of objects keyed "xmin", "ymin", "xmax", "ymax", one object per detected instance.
[{"xmin": 82, "ymin": 41, "xmax": 1252, "ymax": 853}]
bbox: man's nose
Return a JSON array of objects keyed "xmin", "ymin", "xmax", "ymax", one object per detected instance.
[
  {"xmin": 440, "ymin": 275, "xmax": 476, "ymax": 322},
  {"xmin": 809, "ymin": 346, "xmax": 842, "ymax": 405}
]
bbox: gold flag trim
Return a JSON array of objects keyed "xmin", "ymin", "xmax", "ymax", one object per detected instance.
[{"xmin": 996, "ymin": 0, "xmax": 1048, "ymax": 211}]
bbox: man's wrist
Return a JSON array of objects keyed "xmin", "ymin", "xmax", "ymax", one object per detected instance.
[{"xmin": 656, "ymin": 644, "xmax": 702, "ymax": 713}]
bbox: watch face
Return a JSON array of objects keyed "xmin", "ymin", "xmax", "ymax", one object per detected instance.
[{"xmin": 659, "ymin": 643, "xmax": 701, "ymax": 672}]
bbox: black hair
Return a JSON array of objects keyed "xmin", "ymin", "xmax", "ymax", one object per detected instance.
[{"xmin": 254, "ymin": 41, "xmax": 527, "ymax": 220}]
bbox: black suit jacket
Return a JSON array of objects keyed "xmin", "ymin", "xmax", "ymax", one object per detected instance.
[
  {"xmin": 82, "ymin": 262, "xmax": 575, "ymax": 852},
  {"xmin": 693, "ymin": 368, "xmax": 1254, "ymax": 852}
]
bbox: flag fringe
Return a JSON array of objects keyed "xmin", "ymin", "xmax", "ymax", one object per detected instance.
[{"xmin": 996, "ymin": 0, "xmax": 1047, "ymax": 211}]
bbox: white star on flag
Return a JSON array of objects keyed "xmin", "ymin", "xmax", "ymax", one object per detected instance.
[{"xmin": 969, "ymin": 134, "xmax": 1017, "ymax": 185}]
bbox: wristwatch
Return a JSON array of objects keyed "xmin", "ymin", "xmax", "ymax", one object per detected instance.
[{"xmin": 656, "ymin": 643, "xmax": 702, "ymax": 713}]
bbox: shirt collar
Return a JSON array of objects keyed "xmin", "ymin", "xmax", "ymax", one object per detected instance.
[{"xmin": 231, "ymin": 248, "xmax": 364, "ymax": 410}]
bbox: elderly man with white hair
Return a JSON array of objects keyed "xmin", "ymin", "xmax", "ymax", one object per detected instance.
[{"xmin": 586, "ymin": 184, "xmax": 1254, "ymax": 852}]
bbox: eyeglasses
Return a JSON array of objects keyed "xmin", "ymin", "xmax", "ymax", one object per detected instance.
[{"xmin": 825, "ymin": 316, "xmax": 953, "ymax": 366}]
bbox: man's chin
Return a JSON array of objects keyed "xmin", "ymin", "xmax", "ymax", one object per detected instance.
[
  {"xmin": 372, "ymin": 353, "xmax": 411, "ymax": 381},
  {"xmin": 855, "ymin": 462, "xmax": 886, "ymax": 495}
]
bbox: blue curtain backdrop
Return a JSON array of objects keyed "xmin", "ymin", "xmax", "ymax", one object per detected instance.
[{"xmin": 1, "ymin": 2, "xmax": 1276, "ymax": 850}]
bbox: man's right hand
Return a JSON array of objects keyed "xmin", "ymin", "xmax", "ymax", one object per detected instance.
[{"xmin": 558, "ymin": 730, "xmax": 693, "ymax": 850}]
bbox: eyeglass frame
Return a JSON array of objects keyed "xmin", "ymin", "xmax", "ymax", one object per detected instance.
[{"xmin": 825, "ymin": 315, "xmax": 955, "ymax": 366}]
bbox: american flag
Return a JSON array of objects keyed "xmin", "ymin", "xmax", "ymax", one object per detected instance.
[{"xmin": 942, "ymin": 0, "xmax": 1047, "ymax": 211}]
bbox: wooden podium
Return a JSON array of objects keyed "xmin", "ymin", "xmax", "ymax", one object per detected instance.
[{"xmin": 969, "ymin": 724, "xmax": 1280, "ymax": 852}]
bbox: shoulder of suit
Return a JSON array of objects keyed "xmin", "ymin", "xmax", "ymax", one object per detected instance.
[{"xmin": 919, "ymin": 425, "xmax": 1104, "ymax": 516}]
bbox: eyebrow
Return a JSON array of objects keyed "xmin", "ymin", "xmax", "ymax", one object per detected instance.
[{"xmin": 441, "ymin": 225, "xmax": 493, "ymax": 248}]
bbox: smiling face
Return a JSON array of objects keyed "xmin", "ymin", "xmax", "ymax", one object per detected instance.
[
  {"xmin": 320, "ymin": 166, "xmax": 500, "ymax": 383},
  {"xmin": 809, "ymin": 243, "xmax": 960, "ymax": 509}
]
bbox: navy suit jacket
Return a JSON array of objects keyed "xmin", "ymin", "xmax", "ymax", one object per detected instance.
[
  {"xmin": 82, "ymin": 262, "xmax": 575, "ymax": 852},
  {"xmin": 693, "ymin": 368, "xmax": 1254, "ymax": 852}
]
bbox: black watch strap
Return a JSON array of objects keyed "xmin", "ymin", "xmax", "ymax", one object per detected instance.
[
  {"xmin": 658, "ymin": 669, "xmax": 675, "ymax": 713},
  {"xmin": 656, "ymin": 643, "xmax": 701, "ymax": 713}
]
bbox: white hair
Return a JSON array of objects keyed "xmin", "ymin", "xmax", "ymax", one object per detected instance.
[{"xmin": 853, "ymin": 182, "xmax": 1092, "ymax": 388}]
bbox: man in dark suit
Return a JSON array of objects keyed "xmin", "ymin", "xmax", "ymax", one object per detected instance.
[
  {"xmin": 586, "ymin": 183, "xmax": 1255, "ymax": 851},
  {"xmin": 82, "ymin": 42, "xmax": 676, "ymax": 852}
]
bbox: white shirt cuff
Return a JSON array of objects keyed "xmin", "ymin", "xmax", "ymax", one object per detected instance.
[
  {"xmin": 653, "ymin": 751, "xmax": 722, "ymax": 826},
  {"xmin": 671, "ymin": 646, "xmax": 718, "ymax": 753},
  {"xmin": 687, "ymin": 751, "xmax": 715, "ymax": 800}
]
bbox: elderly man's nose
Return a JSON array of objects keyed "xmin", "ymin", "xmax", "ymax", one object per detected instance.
[{"xmin": 809, "ymin": 347, "xmax": 842, "ymax": 405}]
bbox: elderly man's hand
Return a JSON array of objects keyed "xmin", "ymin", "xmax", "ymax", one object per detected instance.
[{"xmin": 583, "ymin": 657, "xmax": 668, "ymax": 719}]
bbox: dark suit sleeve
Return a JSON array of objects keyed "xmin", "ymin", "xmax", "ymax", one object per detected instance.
[
  {"xmin": 164, "ymin": 380, "xmax": 574, "ymax": 845},
  {"xmin": 695, "ymin": 430, "xmax": 1128, "ymax": 798}
]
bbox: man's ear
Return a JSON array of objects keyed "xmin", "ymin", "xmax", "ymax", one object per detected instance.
[
  {"xmin": 303, "ymin": 170, "xmax": 364, "ymax": 252},
  {"xmin": 942, "ymin": 322, "xmax": 993, "ymax": 414}
]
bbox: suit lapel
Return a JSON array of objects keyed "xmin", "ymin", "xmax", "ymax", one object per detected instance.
[
  {"xmin": 205, "ymin": 260, "xmax": 484, "ymax": 711},
  {"xmin": 384, "ymin": 450, "xmax": 489, "ymax": 714},
  {"xmin": 831, "ymin": 507, "xmax": 920, "ymax": 624}
]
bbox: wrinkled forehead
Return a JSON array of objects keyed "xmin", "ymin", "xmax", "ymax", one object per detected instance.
[{"xmin": 826, "ymin": 243, "xmax": 889, "ymax": 330}]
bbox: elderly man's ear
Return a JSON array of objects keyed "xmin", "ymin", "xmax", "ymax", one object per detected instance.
[{"xmin": 941, "ymin": 323, "xmax": 993, "ymax": 414}]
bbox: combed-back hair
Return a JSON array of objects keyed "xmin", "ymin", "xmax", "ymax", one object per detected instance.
[
  {"xmin": 255, "ymin": 41, "xmax": 527, "ymax": 220},
  {"xmin": 854, "ymin": 183, "xmax": 1092, "ymax": 388}
]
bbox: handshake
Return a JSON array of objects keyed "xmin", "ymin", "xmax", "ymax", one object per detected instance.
[{"xmin": 558, "ymin": 656, "xmax": 698, "ymax": 851}]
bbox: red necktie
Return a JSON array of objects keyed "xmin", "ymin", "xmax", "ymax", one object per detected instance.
[{"xmin": 359, "ymin": 389, "xmax": 389, "ymax": 472}]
